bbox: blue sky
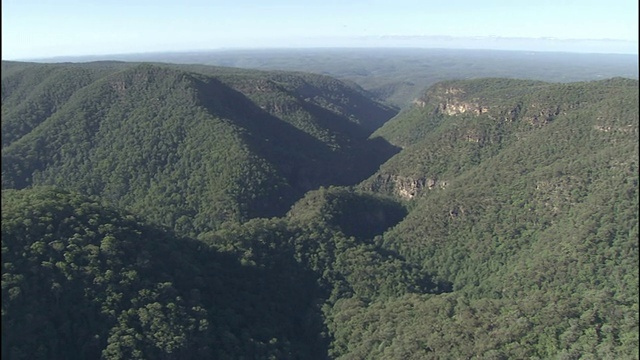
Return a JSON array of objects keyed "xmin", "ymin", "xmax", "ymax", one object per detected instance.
[{"xmin": 2, "ymin": 0, "xmax": 638, "ymax": 59}]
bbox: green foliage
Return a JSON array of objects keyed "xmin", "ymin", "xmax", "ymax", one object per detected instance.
[
  {"xmin": 2, "ymin": 59, "xmax": 638, "ymax": 359},
  {"xmin": 364, "ymin": 78, "xmax": 639, "ymax": 193},
  {"xmin": 339, "ymin": 77, "xmax": 639, "ymax": 358},
  {"xmin": 1, "ymin": 62, "xmax": 399, "ymax": 236},
  {"xmin": 1, "ymin": 187, "xmax": 331, "ymax": 359},
  {"xmin": 1, "ymin": 61, "xmax": 127, "ymax": 148},
  {"xmin": 1, "ymin": 186, "xmax": 439, "ymax": 359},
  {"xmin": 2, "ymin": 187, "xmax": 211, "ymax": 359},
  {"xmin": 287, "ymin": 186, "xmax": 407, "ymax": 240}
]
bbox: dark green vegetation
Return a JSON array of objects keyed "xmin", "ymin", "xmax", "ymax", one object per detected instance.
[
  {"xmin": 2, "ymin": 61, "xmax": 638, "ymax": 359},
  {"xmin": 36, "ymin": 48, "xmax": 640, "ymax": 108},
  {"xmin": 356, "ymin": 77, "xmax": 639, "ymax": 358},
  {"xmin": 2, "ymin": 186, "xmax": 430, "ymax": 359},
  {"xmin": 2, "ymin": 61, "xmax": 398, "ymax": 235}
]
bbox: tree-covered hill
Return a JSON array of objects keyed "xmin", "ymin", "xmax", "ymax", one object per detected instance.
[
  {"xmin": 2, "ymin": 186, "xmax": 305, "ymax": 359},
  {"xmin": 337, "ymin": 77, "xmax": 640, "ymax": 358},
  {"xmin": 364, "ymin": 77, "xmax": 638, "ymax": 198},
  {"xmin": 1, "ymin": 61, "xmax": 399, "ymax": 235},
  {"xmin": 2, "ymin": 60, "xmax": 638, "ymax": 359},
  {"xmin": 2, "ymin": 186, "xmax": 436, "ymax": 359},
  {"xmin": 286, "ymin": 186, "xmax": 408, "ymax": 241},
  {"xmin": 1, "ymin": 61, "xmax": 128, "ymax": 147}
]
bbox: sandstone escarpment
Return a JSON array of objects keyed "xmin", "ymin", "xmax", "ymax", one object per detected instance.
[{"xmin": 364, "ymin": 174, "xmax": 448, "ymax": 199}]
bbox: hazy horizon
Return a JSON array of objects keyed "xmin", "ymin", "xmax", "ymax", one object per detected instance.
[
  {"xmin": 6, "ymin": 37, "xmax": 639, "ymax": 63},
  {"xmin": 3, "ymin": 0, "xmax": 638, "ymax": 60}
]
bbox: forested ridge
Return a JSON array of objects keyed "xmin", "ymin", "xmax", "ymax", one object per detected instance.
[
  {"xmin": 354, "ymin": 77, "xmax": 639, "ymax": 358},
  {"xmin": 2, "ymin": 61, "xmax": 638, "ymax": 359},
  {"xmin": 2, "ymin": 61, "xmax": 399, "ymax": 236}
]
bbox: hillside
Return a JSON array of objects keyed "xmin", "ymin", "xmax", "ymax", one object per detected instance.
[
  {"xmin": 344, "ymin": 77, "xmax": 639, "ymax": 358},
  {"xmin": 2, "ymin": 186, "xmax": 277, "ymax": 359},
  {"xmin": 1, "ymin": 61, "xmax": 398, "ymax": 235},
  {"xmin": 365, "ymin": 77, "xmax": 638, "ymax": 198},
  {"xmin": 1, "ymin": 61, "xmax": 129, "ymax": 147},
  {"xmin": 1, "ymin": 61, "xmax": 638, "ymax": 359},
  {"xmin": 2, "ymin": 186, "xmax": 435, "ymax": 359}
]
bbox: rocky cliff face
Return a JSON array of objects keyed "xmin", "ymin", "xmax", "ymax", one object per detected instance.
[
  {"xmin": 414, "ymin": 86, "xmax": 489, "ymax": 116},
  {"xmin": 366, "ymin": 78, "xmax": 639, "ymax": 203},
  {"xmin": 435, "ymin": 87, "xmax": 489, "ymax": 116},
  {"xmin": 363, "ymin": 174, "xmax": 448, "ymax": 200},
  {"xmin": 414, "ymin": 81, "xmax": 568, "ymax": 128},
  {"xmin": 523, "ymin": 104, "xmax": 562, "ymax": 127}
]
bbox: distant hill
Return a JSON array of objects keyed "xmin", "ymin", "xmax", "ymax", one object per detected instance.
[
  {"xmin": 28, "ymin": 48, "xmax": 639, "ymax": 107},
  {"xmin": 1, "ymin": 61, "xmax": 398, "ymax": 235}
]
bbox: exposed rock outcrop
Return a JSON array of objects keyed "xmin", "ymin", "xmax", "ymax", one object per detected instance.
[
  {"xmin": 365, "ymin": 174, "xmax": 448, "ymax": 199},
  {"xmin": 525, "ymin": 104, "xmax": 561, "ymax": 127},
  {"xmin": 414, "ymin": 86, "xmax": 490, "ymax": 116},
  {"xmin": 437, "ymin": 100, "xmax": 489, "ymax": 116}
]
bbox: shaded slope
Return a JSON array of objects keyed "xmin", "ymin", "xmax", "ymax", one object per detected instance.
[
  {"xmin": 176, "ymin": 64, "xmax": 399, "ymax": 133},
  {"xmin": 2, "ymin": 185, "xmax": 440, "ymax": 360},
  {"xmin": 1, "ymin": 187, "xmax": 328, "ymax": 359},
  {"xmin": 286, "ymin": 186, "xmax": 407, "ymax": 241},
  {"xmin": 3, "ymin": 64, "xmax": 283, "ymax": 233}
]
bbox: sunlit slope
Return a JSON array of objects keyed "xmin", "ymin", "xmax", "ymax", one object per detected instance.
[{"xmin": 335, "ymin": 77, "xmax": 639, "ymax": 358}]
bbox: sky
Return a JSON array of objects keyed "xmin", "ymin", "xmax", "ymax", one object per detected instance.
[{"xmin": 2, "ymin": 0, "xmax": 638, "ymax": 60}]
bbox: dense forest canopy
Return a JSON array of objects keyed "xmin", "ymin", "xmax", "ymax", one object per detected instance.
[
  {"xmin": 2, "ymin": 61, "xmax": 399, "ymax": 235},
  {"xmin": 2, "ymin": 58, "xmax": 638, "ymax": 359}
]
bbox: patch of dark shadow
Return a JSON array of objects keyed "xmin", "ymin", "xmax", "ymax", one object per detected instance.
[{"xmin": 192, "ymin": 76, "xmax": 401, "ymax": 218}]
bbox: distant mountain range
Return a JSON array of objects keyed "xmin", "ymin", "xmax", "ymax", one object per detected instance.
[
  {"xmin": 24, "ymin": 48, "xmax": 637, "ymax": 108},
  {"xmin": 357, "ymin": 35, "xmax": 638, "ymax": 53}
]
